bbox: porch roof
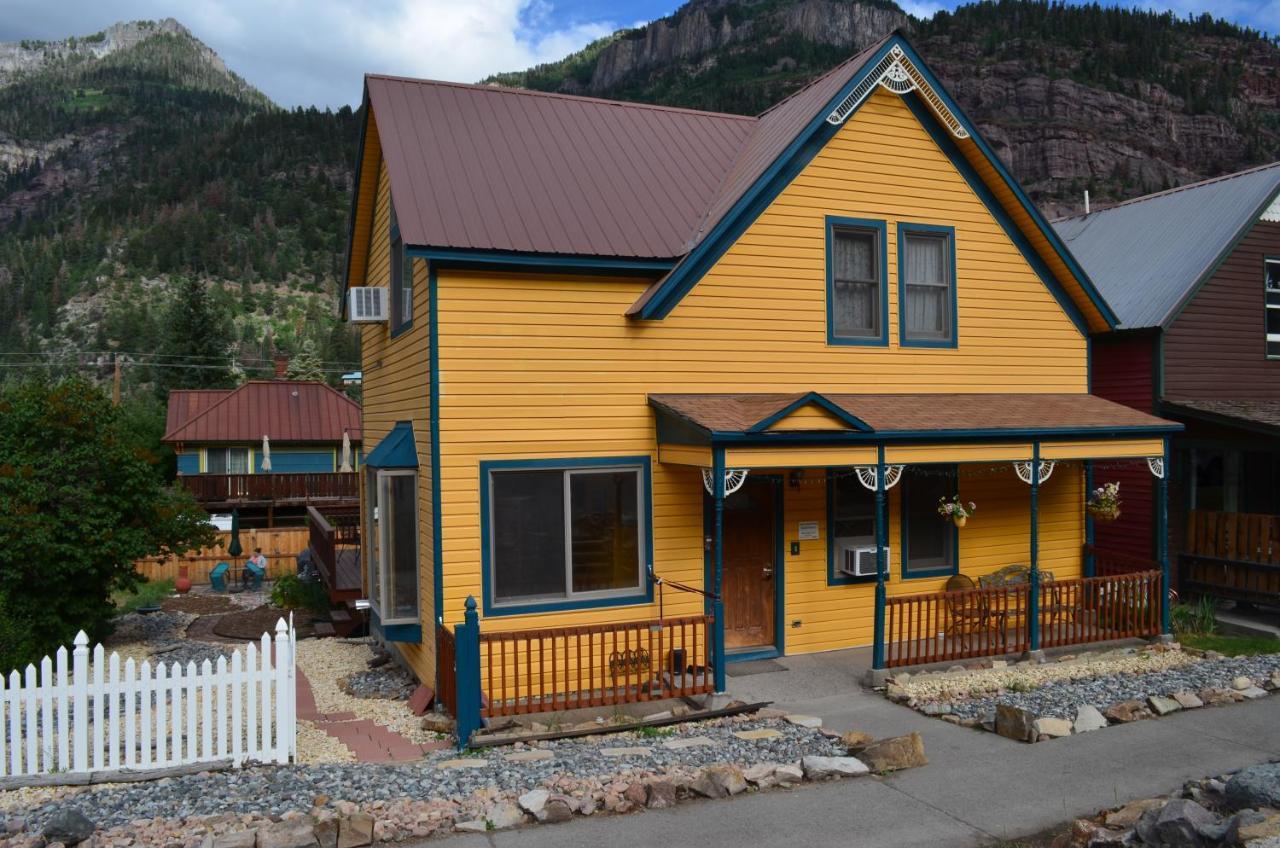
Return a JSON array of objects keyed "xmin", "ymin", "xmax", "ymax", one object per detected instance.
[
  {"xmin": 649, "ymin": 391, "xmax": 1180, "ymax": 443},
  {"xmin": 1162, "ymin": 399, "xmax": 1280, "ymax": 437}
]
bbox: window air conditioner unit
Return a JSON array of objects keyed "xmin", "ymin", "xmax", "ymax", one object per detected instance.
[
  {"xmin": 840, "ymin": 545, "xmax": 888, "ymax": 578},
  {"xmin": 348, "ymin": 287, "xmax": 388, "ymax": 322}
]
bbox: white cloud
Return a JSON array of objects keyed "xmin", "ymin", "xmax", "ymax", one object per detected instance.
[
  {"xmin": 0, "ymin": 0, "xmax": 621, "ymax": 108},
  {"xmin": 897, "ymin": 0, "xmax": 947, "ymax": 20}
]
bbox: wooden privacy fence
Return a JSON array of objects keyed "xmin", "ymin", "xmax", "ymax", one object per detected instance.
[
  {"xmin": 477, "ymin": 615, "xmax": 714, "ymax": 718},
  {"xmin": 884, "ymin": 571, "xmax": 1163, "ymax": 668},
  {"xmin": 134, "ymin": 528, "xmax": 308, "ymax": 585},
  {"xmin": 0, "ymin": 620, "xmax": 296, "ymax": 778},
  {"xmin": 1182, "ymin": 509, "xmax": 1280, "ymax": 605}
]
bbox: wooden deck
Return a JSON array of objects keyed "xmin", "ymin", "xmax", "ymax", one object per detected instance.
[
  {"xmin": 308, "ymin": 505, "xmax": 363, "ymax": 604},
  {"xmin": 179, "ymin": 472, "xmax": 358, "ymax": 508}
]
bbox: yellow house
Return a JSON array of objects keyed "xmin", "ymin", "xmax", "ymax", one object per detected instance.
[{"xmin": 342, "ymin": 34, "xmax": 1179, "ymax": 710}]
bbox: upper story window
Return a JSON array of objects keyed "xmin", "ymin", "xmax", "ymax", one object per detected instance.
[
  {"xmin": 827, "ymin": 218, "xmax": 887, "ymax": 345},
  {"xmin": 1265, "ymin": 258, "xmax": 1280, "ymax": 359},
  {"xmin": 899, "ymin": 224, "xmax": 956, "ymax": 347},
  {"xmin": 389, "ymin": 203, "xmax": 413, "ymax": 334}
]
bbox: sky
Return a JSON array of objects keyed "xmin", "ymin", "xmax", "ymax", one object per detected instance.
[{"xmin": 0, "ymin": 0, "xmax": 1276, "ymax": 110}]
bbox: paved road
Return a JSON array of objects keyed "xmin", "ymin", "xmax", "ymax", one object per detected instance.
[{"xmin": 425, "ymin": 653, "xmax": 1280, "ymax": 848}]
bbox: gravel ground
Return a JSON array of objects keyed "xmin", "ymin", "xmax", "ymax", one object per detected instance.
[
  {"xmin": 0, "ymin": 716, "xmax": 842, "ymax": 830},
  {"xmin": 944, "ymin": 653, "xmax": 1280, "ymax": 720},
  {"xmin": 105, "ymin": 611, "xmax": 195, "ymax": 649},
  {"xmin": 342, "ymin": 667, "xmax": 416, "ymax": 701}
]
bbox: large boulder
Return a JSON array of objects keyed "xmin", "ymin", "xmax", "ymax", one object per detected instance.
[
  {"xmin": 42, "ymin": 809, "xmax": 95, "ymax": 847},
  {"xmin": 1225, "ymin": 763, "xmax": 1280, "ymax": 810},
  {"xmin": 995, "ymin": 704, "xmax": 1036, "ymax": 742},
  {"xmin": 1134, "ymin": 799, "xmax": 1222, "ymax": 848},
  {"xmin": 857, "ymin": 733, "xmax": 927, "ymax": 772},
  {"xmin": 1103, "ymin": 700, "xmax": 1151, "ymax": 724}
]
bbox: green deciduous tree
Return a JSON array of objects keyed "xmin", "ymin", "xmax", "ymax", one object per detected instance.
[{"xmin": 0, "ymin": 377, "xmax": 217, "ymax": 670}]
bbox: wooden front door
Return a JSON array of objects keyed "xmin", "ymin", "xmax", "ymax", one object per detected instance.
[{"xmin": 721, "ymin": 477, "xmax": 778, "ymax": 651}]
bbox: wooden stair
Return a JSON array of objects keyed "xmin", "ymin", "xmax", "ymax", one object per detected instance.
[{"xmin": 328, "ymin": 601, "xmax": 363, "ymax": 637}]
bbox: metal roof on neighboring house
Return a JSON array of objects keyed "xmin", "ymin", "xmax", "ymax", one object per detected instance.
[
  {"xmin": 1052, "ymin": 162, "xmax": 1280, "ymax": 329},
  {"xmin": 165, "ymin": 389, "xmax": 232, "ymax": 435},
  {"xmin": 162, "ymin": 381, "xmax": 362, "ymax": 444}
]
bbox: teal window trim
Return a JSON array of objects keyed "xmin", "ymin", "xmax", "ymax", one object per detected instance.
[
  {"xmin": 1264, "ymin": 254, "xmax": 1280, "ymax": 360},
  {"xmin": 479, "ymin": 455, "xmax": 655, "ymax": 617},
  {"xmin": 900, "ymin": 464, "xmax": 960, "ymax": 580},
  {"xmin": 369, "ymin": 607, "xmax": 422, "ymax": 644},
  {"xmin": 826, "ymin": 216, "xmax": 889, "ymax": 347},
  {"xmin": 897, "ymin": 222, "xmax": 958, "ymax": 349},
  {"xmin": 389, "ymin": 207, "xmax": 413, "ymax": 338},
  {"xmin": 826, "ymin": 468, "xmax": 879, "ymax": 586}
]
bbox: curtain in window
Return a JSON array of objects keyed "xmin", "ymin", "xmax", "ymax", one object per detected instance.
[
  {"xmin": 226, "ymin": 448, "xmax": 250, "ymax": 475},
  {"xmin": 904, "ymin": 234, "xmax": 948, "ymax": 339},
  {"xmin": 832, "ymin": 230, "xmax": 877, "ymax": 337}
]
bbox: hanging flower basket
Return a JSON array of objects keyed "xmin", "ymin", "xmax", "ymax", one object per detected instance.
[
  {"xmin": 938, "ymin": 495, "xmax": 976, "ymax": 528},
  {"xmin": 1087, "ymin": 482, "xmax": 1122, "ymax": 523}
]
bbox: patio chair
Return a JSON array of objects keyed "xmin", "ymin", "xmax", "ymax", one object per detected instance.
[
  {"xmin": 209, "ymin": 561, "xmax": 230, "ymax": 592},
  {"xmin": 241, "ymin": 561, "xmax": 266, "ymax": 591},
  {"xmin": 943, "ymin": 574, "xmax": 998, "ymax": 641}
]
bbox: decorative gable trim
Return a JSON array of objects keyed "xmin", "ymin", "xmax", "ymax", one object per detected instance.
[
  {"xmin": 746, "ymin": 392, "xmax": 873, "ymax": 434},
  {"xmin": 825, "ymin": 44, "xmax": 969, "ymax": 140}
]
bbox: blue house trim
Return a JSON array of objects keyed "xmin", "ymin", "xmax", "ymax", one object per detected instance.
[
  {"xmin": 409, "ymin": 247, "xmax": 675, "ymax": 275},
  {"xmin": 478, "ymin": 455, "xmax": 655, "ymax": 618},
  {"xmin": 899, "ymin": 464, "xmax": 960, "ymax": 580},
  {"xmin": 364, "ymin": 421, "xmax": 418, "ymax": 468},
  {"xmin": 826, "ymin": 469, "xmax": 878, "ymax": 587},
  {"xmin": 896, "ymin": 222, "xmax": 959, "ymax": 349},
  {"xmin": 825, "ymin": 216, "xmax": 889, "ymax": 347},
  {"xmin": 745, "ymin": 391, "xmax": 872, "ymax": 433}
]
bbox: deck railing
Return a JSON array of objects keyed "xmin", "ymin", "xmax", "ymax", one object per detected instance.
[
  {"xmin": 476, "ymin": 615, "xmax": 714, "ymax": 718},
  {"xmin": 436, "ymin": 624, "xmax": 457, "ymax": 718},
  {"xmin": 178, "ymin": 472, "xmax": 358, "ymax": 504},
  {"xmin": 306, "ymin": 506, "xmax": 361, "ymax": 595},
  {"xmin": 1181, "ymin": 510, "xmax": 1280, "ymax": 604},
  {"xmin": 883, "ymin": 571, "xmax": 1163, "ymax": 668}
]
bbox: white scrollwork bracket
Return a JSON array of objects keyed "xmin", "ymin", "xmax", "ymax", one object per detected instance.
[
  {"xmin": 1146, "ymin": 456, "xmax": 1165, "ymax": 479},
  {"xmin": 1014, "ymin": 460, "xmax": 1056, "ymax": 485},
  {"xmin": 854, "ymin": 465, "xmax": 904, "ymax": 492},
  {"xmin": 702, "ymin": 468, "xmax": 749, "ymax": 496}
]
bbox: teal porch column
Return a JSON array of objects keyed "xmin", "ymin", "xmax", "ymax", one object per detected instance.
[
  {"xmin": 1157, "ymin": 439, "xmax": 1171, "ymax": 634},
  {"xmin": 711, "ymin": 446, "xmax": 727, "ymax": 693},
  {"xmin": 454, "ymin": 596, "xmax": 483, "ymax": 750},
  {"xmin": 1083, "ymin": 460, "xmax": 1096, "ymax": 578},
  {"xmin": 872, "ymin": 447, "xmax": 888, "ymax": 670},
  {"xmin": 1028, "ymin": 443, "xmax": 1041, "ymax": 652}
]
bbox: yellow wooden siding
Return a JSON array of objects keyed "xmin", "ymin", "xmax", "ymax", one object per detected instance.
[
  {"xmin": 1040, "ymin": 439, "xmax": 1165, "ymax": 461},
  {"xmin": 766, "ymin": 403, "xmax": 858, "ymax": 431},
  {"xmin": 723, "ymin": 446, "xmax": 877, "ymax": 468},
  {"xmin": 657, "ymin": 445, "xmax": 713, "ymax": 466},
  {"xmin": 885, "ymin": 443, "xmax": 1033, "ymax": 464},
  {"xmin": 346, "ymin": 110, "xmax": 382, "ymax": 295},
  {"xmin": 432, "ymin": 87, "xmax": 1088, "ymax": 646},
  {"xmin": 358, "ymin": 154, "xmax": 437, "ymax": 685}
]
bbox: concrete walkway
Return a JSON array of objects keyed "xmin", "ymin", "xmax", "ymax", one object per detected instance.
[{"xmin": 428, "ymin": 650, "xmax": 1280, "ymax": 848}]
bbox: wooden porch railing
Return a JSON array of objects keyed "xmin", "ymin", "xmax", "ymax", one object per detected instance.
[
  {"xmin": 436, "ymin": 624, "xmax": 458, "ymax": 717},
  {"xmin": 883, "ymin": 571, "xmax": 1163, "ymax": 668},
  {"xmin": 477, "ymin": 615, "xmax": 714, "ymax": 717},
  {"xmin": 178, "ymin": 472, "xmax": 358, "ymax": 504},
  {"xmin": 307, "ymin": 505, "xmax": 361, "ymax": 596},
  {"xmin": 1181, "ymin": 509, "xmax": 1280, "ymax": 604}
]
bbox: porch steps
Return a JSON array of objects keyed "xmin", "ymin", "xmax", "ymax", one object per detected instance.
[{"xmin": 328, "ymin": 604, "xmax": 362, "ymax": 638}]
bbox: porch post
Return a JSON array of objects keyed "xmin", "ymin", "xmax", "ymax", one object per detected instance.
[
  {"xmin": 711, "ymin": 445, "xmax": 727, "ymax": 693},
  {"xmin": 1028, "ymin": 443, "xmax": 1041, "ymax": 652},
  {"xmin": 1157, "ymin": 438, "xmax": 1171, "ymax": 635},
  {"xmin": 1083, "ymin": 460, "xmax": 1096, "ymax": 578},
  {"xmin": 872, "ymin": 446, "xmax": 888, "ymax": 670}
]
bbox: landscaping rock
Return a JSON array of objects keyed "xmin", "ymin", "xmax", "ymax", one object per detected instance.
[
  {"xmin": 1172, "ymin": 691, "xmax": 1204, "ymax": 710},
  {"xmin": 784, "ymin": 715, "xmax": 823, "ymax": 729},
  {"xmin": 661, "ymin": 736, "xmax": 715, "ymax": 750},
  {"xmin": 453, "ymin": 821, "xmax": 487, "ymax": 834},
  {"xmin": 775, "ymin": 762, "xmax": 804, "ymax": 785},
  {"xmin": 504, "ymin": 750, "xmax": 554, "ymax": 762},
  {"xmin": 210, "ymin": 832, "xmax": 256, "ymax": 848},
  {"xmin": 857, "ymin": 733, "xmax": 927, "ymax": 772},
  {"xmin": 645, "ymin": 781, "xmax": 677, "ymax": 809},
  {"xmin": 1148, "ymin": 695, "xmax": 1183, "ymax": 716},
  {"xmin": 517, "ymin": 790, "xmax": 549, "ymax": 818},
  {"xmin": 801, "ymin": 755, "xmax": 869, "ymax": 780},
  {"xmin": 484, "ymin": 803, "xmax": 525, "ymax": 830},
  {"xmin": 257, "ymin": 821, "xmax": 318, "ymax": 848},
  {"xmin": 1104, "ymin": 798, "xmax": 1164, "ymax": 828},
  {"xmin": 1135, "ymin": 799, "xmax": 1222, "ymax": 848},
  {"xmin": 313, "ymin": 820, "xmax": 337, "ymax": 848},
  {"xmin": 1240, "ymin": 686, "xmax": 1268, "ymax": 699},
  {"xmin": 919, "ymin": 702, "xmax": 951, "ymax": 716},
  {"xmin": 1233, "ymin": 676, "xmax": 1254, "ymax": 690},
  {"xmin": 1225, "ymin": 763, "xmax": 1280, "ymax": 810},
  {"xmin": 1033, "ymin": 717, "xmax": 1073, "ymax": 738},
  {"xmin": 691, "ymin": 765, "xmax": 747, "ymax": 798},
  {"xmin": 419, "ymin": 713, "xmax": 456, "ymax": 735},
  {"xmin": 623, "ymin": 783, "xmax": 648, "ymax": 808},
  {"xmin": 841, "ymin": 731, "xmax": 874, "ymax": 752},
  {"xmin": 743, "ymin": 763, "xmax": 776, "ymax": 787},
  {"xmin": 335, "ymin": 819, "xmax": 371, "ymax": 848},
  {"xmin": 539, "ymin": 799, "xmax": 574, "ymax": 824},
  {"xmin": 995, "ymin": 704, "xmax": 1037, "ymax": 741},
  {"xmin": 599, "ymin": 747, "xmax": 651, "ymax": 758},
  {"xmin": 1236, "ymin": 810, "xmax": 1280, "ymax": 843},
  {"xmin": 1103, "ymin": 700, "xmax": 1151, "ymax": 723},
  {"xmin": 733, "ymin": 729, "xmax": 782, "ymax": 741},
  {"xmin": 1073, "ymin": 704, "xmax": 1108, "ymax": 734},
  {"xmin": 42, "ymin": 809, "xmax": 96, "ymax": 847}
]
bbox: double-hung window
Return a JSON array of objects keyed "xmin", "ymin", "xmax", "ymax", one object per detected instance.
[
  {"xmin": 899, "ymin": 225, "xmax": 956, "ymax": 346},
  {"xmin": 828, "ymin": 219, "xmax": 887, "ymax": 344},
  {"xmin": 1265, "ymin": 258, "xmax": 1280, "ymax": 358},
  {"xmin": 371, "ymin": 469, "xmax": 419, "ymax": 624},
  {"xmin": 206, "ymin": 447, "xmax": 249, "ymax": 475},
  {"xmin": 486, "ymin": 460, "xmax": 649, "ymax": 613},
  {"xmin": 389, "ymin": 203, "xmax": 413, "ymax": 334},
  {"xmin": 901, "ymin": 465, "xmax": 958, "ymax": 578}
]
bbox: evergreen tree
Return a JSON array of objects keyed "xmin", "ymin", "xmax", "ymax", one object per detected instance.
[
  {"xmin": 285, "ymin": 338, "xmax": 324, "ymax": 382},
  {"xmin": 155, "ymin": 275, "xmax": 235, "ymax": 395}
]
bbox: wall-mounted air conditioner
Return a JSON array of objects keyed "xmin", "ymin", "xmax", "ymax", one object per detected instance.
[
  {"xmin": 348, "ymin": 287, "xmax": 388, "ymax": 322},
  {"xmin": 839, "ymin": 544, "xmax": 888, "ymax": 578}
]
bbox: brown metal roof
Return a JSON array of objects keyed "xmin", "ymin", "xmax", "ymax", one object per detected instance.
[
  {"xmin": 165, "ymin": 389, "xmax": 232, "ymax": 435},
  {"xmin": 366, "ymin": 75, "xmax": 756, "ymax": 259},
  {"xmin": 649, "ymin": 392, "xmax": 1177, "ymax": 435},
  {"xmin": 162, "ymin": 381, "xmax": 362, "ymax": 444}
]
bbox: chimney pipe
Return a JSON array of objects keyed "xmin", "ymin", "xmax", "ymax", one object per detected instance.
[
  {"xmin": 1084, "ymin": 190, "xmax": 1091, "ymax": 215},
  {"xmin": 274, "ymin": 354, "xmax": 289, "ymax": 379}
]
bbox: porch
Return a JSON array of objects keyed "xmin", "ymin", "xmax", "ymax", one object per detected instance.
[
  {"xmin": 307, "ymin": 505, "xmax": 364, "ymax": 635},
  {"xmin": 1180, "ymin": 508, "xmax": 1280, "ymax": 607},
  {"xmin": 179, "ymin": 471, "xmax": 359, "ymax": 509}
]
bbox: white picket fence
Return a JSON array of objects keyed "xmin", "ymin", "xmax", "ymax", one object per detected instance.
[{"xmin": 0, "ymin": 617, "xmax": 296, "ymax": 777}]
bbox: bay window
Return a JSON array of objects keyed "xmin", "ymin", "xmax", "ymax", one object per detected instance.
[{"xmin": 371, "ymin": 469, "xmax": 418, "ymax": 623}]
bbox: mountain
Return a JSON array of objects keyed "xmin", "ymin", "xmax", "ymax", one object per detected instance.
[
  {"xmin": 488, "ymin": 0, "xmax": 1280, "ymax": 216},
  {"xmin": 0, "ymin": 19, "xmax": 359, "ymax": 390}
]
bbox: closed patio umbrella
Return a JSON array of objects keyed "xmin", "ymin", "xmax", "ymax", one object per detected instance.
[
  {"xmin": 261, "ymin": 435, "xmax": 272, "ymax": 472},
  {"xmin": 227, "ymin": 508, "xmax": 243, "ymax": 559},
  {"xmin": 339, "ymin": 430, "xmax": 353, "ymax": 473}
]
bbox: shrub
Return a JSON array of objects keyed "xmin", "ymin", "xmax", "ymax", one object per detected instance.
[
  {"xmin": 270, "ymin": 574, "xmax": 329, "ymax": 614},
  {"xmin": 114, "ymin": 578, "xmax": 175, "ymax": 614},
  {"xmin": 1172, "ymin": 597, "xmax": 1217, "ymax": 636}
]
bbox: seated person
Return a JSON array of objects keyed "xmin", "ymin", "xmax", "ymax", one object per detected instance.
[{"xmin": 243, "ymin": 547, "xmax": 268, "ymax": 587}]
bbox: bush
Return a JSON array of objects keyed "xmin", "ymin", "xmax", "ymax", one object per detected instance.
[
  {"xmin": 113, "ymin": 578, "xmax": 175, "ymax": 614},
  {"xmin": 1172, "ymin": 597, "xmax": 1217, "ymax": 636},
  {"xmin": 270, "ymin": 574, "xmax": 329, "ymax": 614}
]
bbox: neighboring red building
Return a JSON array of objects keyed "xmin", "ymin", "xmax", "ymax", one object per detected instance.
[{"xmin": 1055, "ymin": 163, "xmax": 1280, "ymax": 602}]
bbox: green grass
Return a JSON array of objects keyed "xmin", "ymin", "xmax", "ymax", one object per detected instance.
[
  {"xmin": 113, "ymin": 578, "xmax": 174, "ymax": 614},
  {"xmin": 1179, "ymin": 633, "xmax": 1280, "ymax": 657}
]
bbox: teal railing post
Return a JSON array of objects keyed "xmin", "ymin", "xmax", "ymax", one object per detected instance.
[
  {"xmin": 711, "ymin": 447, "xmax": 727, "ymax": 693},
  {"xmin": 1083, "ymin": 460, "xmax": 1096, "ymax": 578},
  {"xmin": 454, "ymin": 596, "xmax": 482, "ymax": 750},
  {"xmin": 872, "ymin": 447, "xmax": 888, "ymax": 670},
  {"xmin": 1028, "ymin": 444, "xmax": 1041, "ymax": 652},
  {"xmin": 1157, "ymin": 439, "xmax": 1171, "ymax": 635}
]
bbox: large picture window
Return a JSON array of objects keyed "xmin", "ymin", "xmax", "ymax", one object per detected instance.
[
  {"xmin": 1265, "ymin": 258, "xmax": 1280, "ymax": 358},
  {"xmin": 829, "ymin": 472, "xmax": 879, "ymax": 584},
  {"xmin": 486, "ymin": 460, "xmax": 648, "ymax": 612},
  {"xmin": 373, "ymin": 469, "xmax": 419, "ymax": 623},
  {"xmin": 899, "ymin": 225, "xmax": 956, "ymax": 346},
  {"xmin": 902, "ymin": 465, "xmax": 958, "ymax": 578},
  {"xmin": 828, "ymin": 219, "xmax": 887, "ymax": 344}
]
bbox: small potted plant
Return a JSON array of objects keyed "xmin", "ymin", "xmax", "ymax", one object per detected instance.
[
  {"xmin": 1087, "ymin": 481, "xmax": 1122, "ymax": 522},
  {"xmin": 938, "ymin": 495, "xmax": 976, "ymax": 527}
]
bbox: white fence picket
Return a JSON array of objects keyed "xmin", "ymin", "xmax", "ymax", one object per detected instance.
[
  {"xmin": 155, "ymin": 661, "xmax": 168, "ymax": 767},
  {"xmin": 9, "ymin": 670, "xmax": 22, "ymax": 775},
  {"xmin": 23, "ymin": 665, "xmax": 37, "ymax": 773},
  {"xmin": 231, "ymin": 650, "xmax": 243, "ymax": 766},
  {"xmin": 55, "ymin": 647, "xmax": 68, "ymax": 773},
  {"xmin": 91, "ymin": 644, "xmax": 104, "ymax": 771},
  {"xmin": 107, "ymin": 652, "xmax": 120, "ymax": 771},
  {"xmin": 245, "ymin": 642, "xmax": 258, "ymax": 761},
  {"xmin": 139, "ymin": 660, "xmax": 153, "ymax": 769},
  {"xmin": 259, "ymin": 631, "xmax": 272, "ymax": 761},
  {"xmin": 124, "ymin": 658, "xmax": 137, "ymax": 769}
]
